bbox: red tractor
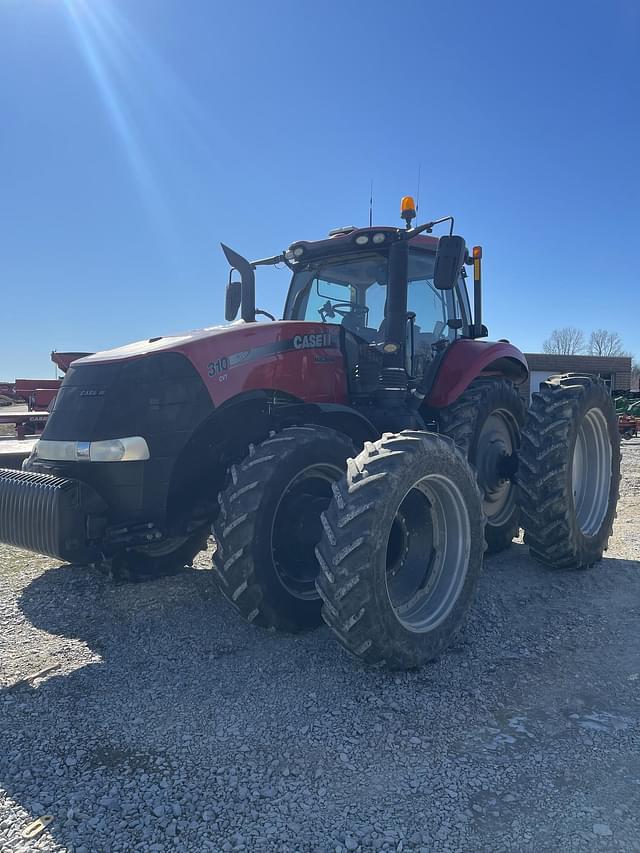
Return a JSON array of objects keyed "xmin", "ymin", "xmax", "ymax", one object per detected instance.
[{"xmin": 0, "ymin": 199, "xmax": 620, "ymax": 669}]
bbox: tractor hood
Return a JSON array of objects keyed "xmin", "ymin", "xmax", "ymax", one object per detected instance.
[
  {"xmin": 35, "ymin": 318, "xmax": 348, "ymax": 521},
  {"xmin": 70, "ymin": 320, "xmax": 350, "ymax": 411},
  {"xmin": 74, "ymin": 321, "xmax": 249, "ymax": 366}
]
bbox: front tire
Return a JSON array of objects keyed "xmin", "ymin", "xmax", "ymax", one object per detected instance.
[
  {"xmin": 518, "ymin": 374, "xmax": 621, "ymax": 568},
  {"xmin": 437, "ymin": 378, "xmax": 525, "ymax": 554},
  {"xmin": 212, "ymin": 426, "xmax": 355, "ymax": 632},
  {"xmin": 316, "ymin": 431, "xmax": 485, "ymax": 670},
  {"xmin": 111, "ymin": 528, "xmax": 210, "ymax": 581}
]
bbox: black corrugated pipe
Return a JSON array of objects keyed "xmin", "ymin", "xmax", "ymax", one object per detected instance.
[{"xmin": 383, "ymin": 239, "xmax": 409, "ymax": 368}]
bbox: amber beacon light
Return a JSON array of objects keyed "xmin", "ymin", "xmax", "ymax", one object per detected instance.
[{"xmin": 400, "ymin": 196, "xmax": 417, "ymax": 227}]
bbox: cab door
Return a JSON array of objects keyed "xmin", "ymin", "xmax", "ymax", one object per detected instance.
[{"xmin": 405, "ymin": 250, "xmax": 455, "ymax": 379}]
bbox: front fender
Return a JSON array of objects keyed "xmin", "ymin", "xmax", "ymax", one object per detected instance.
[
  {"xmin": 426, "ymin": 340, "xmax": 528, "ymax": 408},
  {"xmin": 273, "ymin": 402, "xmax": 379, "ymax": 447}
]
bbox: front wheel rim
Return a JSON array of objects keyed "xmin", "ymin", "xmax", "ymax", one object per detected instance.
[
  {"xmin": 572, "ymin": 408, "xmax": 613, "ymax": 535},
  {"xmin": 271, "ymin": 463, "xmax": 343, "ymax": 600},
  {"xmin": 385, "ymin": 473, "xmax": 472, "ymax": 633},
  {"xmin": 136, "ymin": 535, "xmax": 189, "ymax": 558}
]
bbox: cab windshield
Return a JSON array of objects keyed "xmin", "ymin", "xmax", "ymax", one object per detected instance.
[{"xmin": 284, "ymin": 249, "xmax": 463, "ymax": 346}]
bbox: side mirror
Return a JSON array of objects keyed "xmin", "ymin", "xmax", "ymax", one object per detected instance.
[
  {"xmin": 221, "ymin": 243, "xmax": 256, "ymax": 323},
  {"xmin": 225, "ymin": 280, "xmax": 242, "ymax": 321},
  {"xmin": 434, "ymin": 235, "xmax": 466, "ymax": 290}
]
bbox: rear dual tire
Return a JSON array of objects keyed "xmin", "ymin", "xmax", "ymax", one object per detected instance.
[
  {"xmin": 438, "ymin": 378, "xmax": 525, "ymax": 554},
  {"xmin": 518, "ymin": 374, "xmax": 620, "ymax": 568}
]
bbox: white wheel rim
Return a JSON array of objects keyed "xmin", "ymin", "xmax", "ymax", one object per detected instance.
[
  {"xmin": 385, "ymin": 473, "xmax": 472, "ymax": 634},
  {"xmin": 572, "ymin": 408, "xmax": 612, "ymax": 536}
]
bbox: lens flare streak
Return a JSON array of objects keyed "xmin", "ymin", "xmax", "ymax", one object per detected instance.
[{"xmin": 61, "ymin": 0, "xmax": 213, "ymax": 235}]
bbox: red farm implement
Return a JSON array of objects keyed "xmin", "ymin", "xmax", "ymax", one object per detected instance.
[
  {"xmin": 0, "ymin": 352, "xmax": 92, "ymax": 467},
  {"xmin": 619, "ymin": 414, "xmax": 639, "ymax": 440}
]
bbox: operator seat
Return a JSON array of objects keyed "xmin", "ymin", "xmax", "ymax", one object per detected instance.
[{"xmin": 341, "ymin": 310, "xmax": 375, "ymax": 342}]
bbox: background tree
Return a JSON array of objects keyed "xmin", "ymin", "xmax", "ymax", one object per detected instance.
[
  {"xmin": 542, "ymin": 327, "xmax": 585, "ymax": 355},
  {"xmin": 631, "ymin": 360, "xmax": 640, "ymax": 391},
  {"xmin": 588, "ymin": 329, "xmax": 627, "ymax": 357}
]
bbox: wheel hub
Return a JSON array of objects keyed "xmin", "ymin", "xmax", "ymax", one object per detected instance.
[
  {"xmin": 476, "ymin": 411, "xmax": 519, "ymax": 525},
  {"xmin": 384, "ymin": 474, "xmax": 471, "ymax": 634},
  {"xmin": 385, "ymin": 493, "xmax": 434, "ymax": 611},
  {"xmin": 478, "ymin": 439, "xmax": 509, "ymax": 490}
]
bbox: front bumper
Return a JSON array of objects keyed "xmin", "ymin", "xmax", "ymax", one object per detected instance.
[{"xmin": 0, "ymin": 468, "xmax": 108, "ymax": 562}]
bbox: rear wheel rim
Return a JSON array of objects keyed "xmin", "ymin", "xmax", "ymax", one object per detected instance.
[
  {"xmin": 476, "ymin": 409, "xmax": 519, "ymax": 527},
  {"xmin": 385, "ymin": 473, "xmax": 471, "ymax": 633},
  {"xmin": 572, "ymin": 408, "xmax": 612, "ymax": 535},
  {"xmin": 271, "ymin": 463, "xmax": 343, "ymax": 600}
]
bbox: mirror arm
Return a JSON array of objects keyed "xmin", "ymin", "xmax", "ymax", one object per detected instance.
[
  {"xmin": 405, "ymin": 215, "xmax": 455, "ymax": 240},
  {"xmin": 251, "ymin": 253, "xmax": 286, "ymax": 267},
  {"xmin": 250, "ymin": 251, "xmax": 295, "ymax": 272}
]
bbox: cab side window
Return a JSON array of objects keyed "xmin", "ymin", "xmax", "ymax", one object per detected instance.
[
  {"xmin": 407, "ymin": 279, "xmax": 450, "ymax": 346},
  {"xmin": 406, "ymin": 250, "xmax": 452, "ymax": 348}
]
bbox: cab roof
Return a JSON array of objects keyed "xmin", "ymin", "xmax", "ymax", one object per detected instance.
[{"xmin": 287, "ymin": 226, "xmax": 439, "ymax": 264}]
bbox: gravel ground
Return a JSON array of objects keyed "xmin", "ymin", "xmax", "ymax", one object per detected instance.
[{"xmin": 1, "ymin": 443, "xmax": 640, "ymax": 852}]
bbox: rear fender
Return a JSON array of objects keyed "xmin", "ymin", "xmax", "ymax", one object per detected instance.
[{"xmin": 426, "ymin": 340, "xmax": 528, "ymax": 408}]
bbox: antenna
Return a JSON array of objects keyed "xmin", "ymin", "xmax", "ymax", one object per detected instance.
[
  {"xmin": 416, "ymin": 164, "xmax": 422, "ymax": 214},
  {"xmin": 369, "ymin": 179, "xmax": 373, "ymax": 227}
]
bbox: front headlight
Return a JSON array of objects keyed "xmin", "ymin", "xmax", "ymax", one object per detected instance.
[
  {"xmin": 35, "ymin": 436, "xmax": 150, "ymax": 463},
  {"xmin": 90, "ymin": 437, "xmax": 150, "ymax": 462}
]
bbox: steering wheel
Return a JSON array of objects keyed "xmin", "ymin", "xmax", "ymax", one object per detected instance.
[{"xmin": 319, "ymin": 301, "xmax": 368, "ymax": 323}]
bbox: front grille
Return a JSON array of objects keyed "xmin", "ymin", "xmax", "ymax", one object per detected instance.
[{"xmin": 0, "ymin": 469, "xmax": 107, "ymax": 562}]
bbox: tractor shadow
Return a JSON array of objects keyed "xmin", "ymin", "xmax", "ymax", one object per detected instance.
[{"xmin": 1, "ymin": 543, "xmax": 640, "ymax": 849}]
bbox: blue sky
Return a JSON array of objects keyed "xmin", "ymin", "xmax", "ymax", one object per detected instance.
[{"xmin": 1, "ymin": 0, "xmax": 639, "ymax": 378}]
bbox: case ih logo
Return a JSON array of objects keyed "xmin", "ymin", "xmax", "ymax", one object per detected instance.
[
  {"xmin": 207, "ymin": 334, "xmax": 337, "ymax": 380},
  {"xmin": 293, "ymin": 333, "xmax": 332, "ymax": 350}
]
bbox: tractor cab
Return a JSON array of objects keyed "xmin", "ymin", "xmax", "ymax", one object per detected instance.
[
  {"xmin": 224, "ymin": 199, "xmax": 485, "ymax": 418},
  {"xmin": 282, "ymin": 229, "xmax": 471, "ymax": 385}
]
